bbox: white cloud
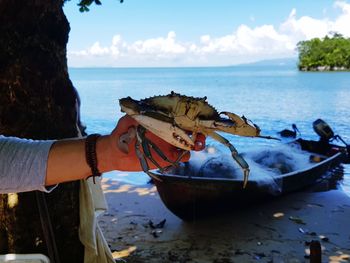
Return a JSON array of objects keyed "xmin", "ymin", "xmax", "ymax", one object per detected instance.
[
  {"xmin": 332, "ymin": 1, "xmax": 350, "ymax": 36},
  {"xmin": 128, "ymin": 31, "xmax": 186, "ymax": 57},
  {"xmin": 279, "ymin": 8, "xmax": 330, "ymax": 40},
  {"xmin": 89, "ymin": 42, "xmax": 109, "ymax": 56},
  {"xmin": 68, "ymin": 1, "xmax": 350, "ymax": 67}
]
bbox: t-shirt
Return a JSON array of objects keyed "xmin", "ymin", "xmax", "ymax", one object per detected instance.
[{"xmin": 0, "ymin": 135, "xmax": 56, "ymax": 193}]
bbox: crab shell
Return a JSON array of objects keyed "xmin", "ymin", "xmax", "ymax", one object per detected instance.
[{"xmin": 119, "ymin": 92, "xmax": 260, "ymax": 150}]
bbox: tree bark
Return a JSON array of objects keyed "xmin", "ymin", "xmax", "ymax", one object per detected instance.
[{"xmin": 0, "ymin": 0, "xmax": 84, "ymax": 261}]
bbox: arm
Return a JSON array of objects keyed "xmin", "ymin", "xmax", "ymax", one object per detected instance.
[
  {"xmin": 46, "ymin": 115, "xmax": 205, "ymax": 186},
  {"xmin": 0, "ymin": 135, "xmax": 55, "ymax": 193},
  {"xmin": 0, "ymin": 115, "xmax": 205, "ymax": 193}
]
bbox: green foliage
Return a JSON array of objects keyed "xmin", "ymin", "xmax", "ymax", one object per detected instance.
[
  {"xmin": 76, "ymin": 0, "xmax": 124, "ymax": 12},
  {"xmin": 297, "ymin": 33, "xmax": 350, "ymax": 71}
]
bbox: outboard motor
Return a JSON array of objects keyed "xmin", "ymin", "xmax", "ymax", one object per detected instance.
[
  {"xmin": 313, "ymin": 119, "xmax": 334, "ymax": 142},
  {"xmin": 313, "ymin": 118, "xmax": 350, "ymax": 162}
]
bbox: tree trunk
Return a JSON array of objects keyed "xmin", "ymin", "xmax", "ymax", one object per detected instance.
[{"xmin": 0, "ymin": 0, "xmax": 84, "ymax": 261}]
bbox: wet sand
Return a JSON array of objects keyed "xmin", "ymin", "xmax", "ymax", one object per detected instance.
[{"xmin": 99, "ymin": 178, "xmax": 350, "ymax": 263}]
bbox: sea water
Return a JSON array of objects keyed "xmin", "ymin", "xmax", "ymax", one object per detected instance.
[{"xmin": 69, "ymin": 65, "xmax": 350, "ymax": 192}]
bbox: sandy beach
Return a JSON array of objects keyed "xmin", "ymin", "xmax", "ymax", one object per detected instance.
[{"xmin": 99, "ymin": 178, "xmax": 350, "ymax": 263}]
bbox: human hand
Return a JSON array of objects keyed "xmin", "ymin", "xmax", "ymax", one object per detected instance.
[{"xmin": 106, "ymin": 115, "xmax": 206, "ymax": 172}]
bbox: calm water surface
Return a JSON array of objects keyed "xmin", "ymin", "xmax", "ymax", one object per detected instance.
[{"xmin": 69, "ymin": 65, "xmax": 350, "ymax": 192}]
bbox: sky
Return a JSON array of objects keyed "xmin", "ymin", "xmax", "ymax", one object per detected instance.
[{"xmin": 63, "ymin": 0, "xmax": 350, "ymax": 67}]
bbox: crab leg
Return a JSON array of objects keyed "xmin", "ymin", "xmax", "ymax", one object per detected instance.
[
  {"xmin": 209, "ymin": 132, "xmax": 250, "ymax": 188},
  {"xmin": 136, "ymin": 126, "xmax": 185, "ymax": 168},
  {"xmin": 135, "ymin": 126, "xmax": 187, "ymax": 181},
  {"xmin": 145, "ymin": 138, "xmax": 188, "ymax": 166},
  {"xmin": 135, "ymin": 127, "xmax": 165, "ymax": 182},
  {"xmin": 134, "ymin": 139, "xmax": 163, "ymax": 182},
  {"xmin": 136, "ymin": 126, "xmax": 166, "ymax": 171}
]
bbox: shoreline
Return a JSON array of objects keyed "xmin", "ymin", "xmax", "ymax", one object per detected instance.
[{"xmin": 99, "ymin": 178, "xmax": 350, "ymax": 262}]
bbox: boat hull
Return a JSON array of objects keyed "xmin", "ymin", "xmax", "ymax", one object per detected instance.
[{"xmin": 153, "ymin": 152, "xmax": 344, "ymax": 221}]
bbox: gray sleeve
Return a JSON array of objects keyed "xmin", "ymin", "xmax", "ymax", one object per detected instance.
[{"xmin": 0, "ymin": 135, "xmax": 57, "ymax": 193}]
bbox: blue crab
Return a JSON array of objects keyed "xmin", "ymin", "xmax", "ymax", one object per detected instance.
[{"xmin": 119, "ymin": 92, "xmax": 272, "ymax": 187}]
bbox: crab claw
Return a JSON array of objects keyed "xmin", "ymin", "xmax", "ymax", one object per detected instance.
[
  {"xmin": 215, "ymin": 112, "xmax": 261, "ymax": 137},
  {"xmin": 131, "ymin": 115, "xmax": 194, "ymax": 150}
]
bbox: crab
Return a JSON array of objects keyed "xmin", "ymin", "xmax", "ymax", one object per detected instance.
[{"xmin": 119, "ymin": 92, "xmax": 271, "ymax": 187}]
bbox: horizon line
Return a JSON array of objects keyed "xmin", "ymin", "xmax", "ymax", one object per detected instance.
[{"xmin": 68, "ymin": 57, "xmax": 298, "ymax": 69}]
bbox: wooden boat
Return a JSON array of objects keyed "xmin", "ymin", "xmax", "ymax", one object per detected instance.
[{"xmin": 152, "ymin": 139, "xmax": 348, "ymax": 221}]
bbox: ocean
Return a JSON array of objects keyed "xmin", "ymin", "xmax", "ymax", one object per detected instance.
[{"xmin": 69, "ymin": 65, "xmax": 350, "ymax": 192}]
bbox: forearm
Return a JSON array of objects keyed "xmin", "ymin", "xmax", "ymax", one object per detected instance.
[
  {"xmin": 46, "ymin": 127, "xmax": 191, "ymax": 186},
  {"xmin": 46, "ymin": 135, "xmax": 117, "ymax": 186},
  {"xmin": 0, "ymin": 115, "xmax": 198, "ymax": 193}
]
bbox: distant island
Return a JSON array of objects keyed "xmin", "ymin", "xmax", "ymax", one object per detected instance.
[
  {"xmin": 297, "ymin": 33, "xmax": 350, "ymax": 71},
  {"xmin": 238, "ymin": 58, "xmax": 297, "ymax": 67}
]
